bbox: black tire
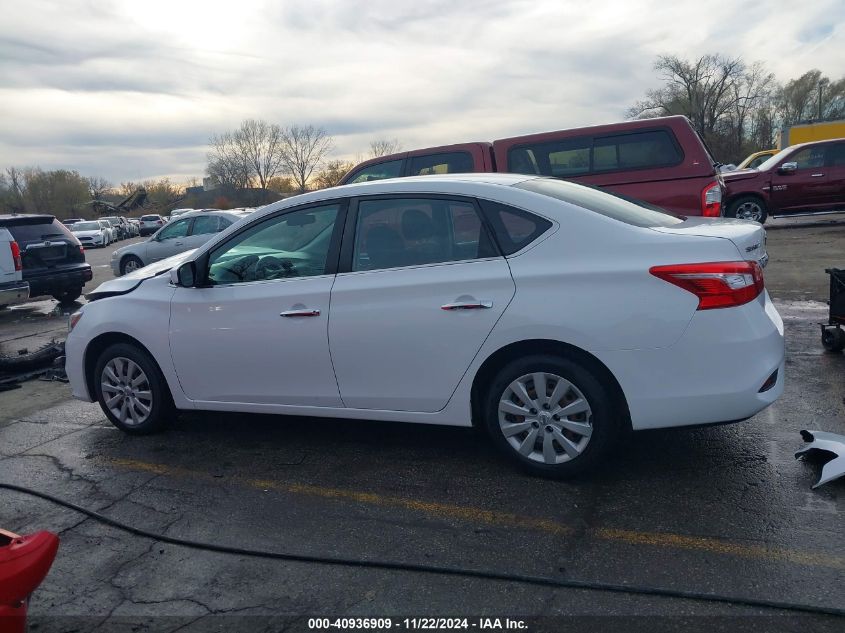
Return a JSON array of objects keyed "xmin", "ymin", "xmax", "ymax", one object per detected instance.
[
  {"xmin": 483, "ymin": 354, "xmax": 620, "ymax": 479},
  {"xmin": 52, "ymin": 288, "xmax": 82, "ymax": 304},
  {"xmin": 120, "ymin": 255, "xmax": 144, "ymax": 276},
  {"xmin": 727, "ymin": 195, "xmax": 768, "ymax": 223},
  {"xmin": 821, "ymin": 327, "xmax": 845, "ymax": 353},
  {"xmin": 93, "ymin": 342, "xmax": 175, "ymax": 434}
]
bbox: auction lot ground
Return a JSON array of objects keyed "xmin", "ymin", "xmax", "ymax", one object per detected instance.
[{"xmin": 1, "ymin": 216, "xmax": 844, "ymax": 631}]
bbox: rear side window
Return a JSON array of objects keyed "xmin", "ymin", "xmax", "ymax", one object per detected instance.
[
  {"xmin": 514, "ymin": 178, "xmax": 683, "ymax": 228},
  {"xmin": 191, "ymin": 215, "xmax": 220, "ymax": 235},
  {"xmin": 347, "ymin": 160, "xmax": 403, "ymax": 184},
  {"xmin": 478, "ymin": 200, "xmax": 552, "ymax": 255},
  {"xmin": 408, "ymin": 152, "xmax": 474, "ymax": 176},
  {"xmin": 508, "ymin": 129, "xmax": 682, "ymax": 177}
]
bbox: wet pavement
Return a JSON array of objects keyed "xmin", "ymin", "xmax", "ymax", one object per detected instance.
[{"xmin": 0, "ymin": 225, "xmax": 843, "ymax": 631}]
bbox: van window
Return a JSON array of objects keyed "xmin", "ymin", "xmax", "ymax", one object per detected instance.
[
  {"xmin": 347, "ymin": 160, "xmax": 403, "ymax": 184},
  {"xmin": 509, "ymin": 129, "xmax": 682, "ymax": 177},
  {"xmin": 408, "ymin": 152, "xmax": 474, "ymax": 176}
]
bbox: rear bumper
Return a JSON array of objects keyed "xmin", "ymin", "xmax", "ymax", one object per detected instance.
[
  {"xmin": 596, "ymin": 291, "xmax": 785, "ymax": 430},
  {"xmin": 25, "ymin": 265, "xmax": 92, "ymax": 298},
  {"xmin": 0, "ymin": 281, "xmax": 29, "ymax": 305}
]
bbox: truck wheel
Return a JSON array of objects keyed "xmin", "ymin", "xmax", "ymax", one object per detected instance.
[
  {"xmin": 727, "ymin": 196, "xmax": 768, "ymax": 223},
  {"xmin": 53, "ymin": 288, "xmax": 82, "ymax": 304},
  {"xmin": 822, "ymin": 327, "xmax": 845, "ymax": 353}
]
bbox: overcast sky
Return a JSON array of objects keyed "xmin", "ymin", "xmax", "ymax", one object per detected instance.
[{"xmin": 1, "ymin": 0, "xmax": 842, "ymax": 184}]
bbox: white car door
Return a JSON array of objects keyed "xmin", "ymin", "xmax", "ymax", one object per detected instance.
[
  {"xmin": 145, "ymin": 217, "xmax": 192, "ymax": 263},
  {"xmin": 328, "ymin": 196, "xmax": 515, "ymax": 413},
  {"xmin": 169, "ymin": 203, "xmax": 345, "ymax": 406}
]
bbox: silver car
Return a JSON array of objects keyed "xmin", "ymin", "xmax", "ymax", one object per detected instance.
[{"xmin": 111, "ymin": 209, "xmax": 251, "ymax": 276}]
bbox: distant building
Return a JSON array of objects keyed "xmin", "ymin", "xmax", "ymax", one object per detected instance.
[{"xmin": 202, "ymin": 177, "xmax": 219, "ymax": 192}]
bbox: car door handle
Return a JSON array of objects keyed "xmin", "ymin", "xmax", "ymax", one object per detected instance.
[
  {"xmin": 280, "ymin": 309, "xmax": 321, "ymax": 317},
  {"xmin": 810, "ymin": 173, "xmax": 825, "ymax": 177},
  {"xmin": 441, "ymin": 301, "xmax": 493, "ymax": 311},
  {"xmin": 174, "ymin": 241, "xmax": 184, "ymax": 245}
]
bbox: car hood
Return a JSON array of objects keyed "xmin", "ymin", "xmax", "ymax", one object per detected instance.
[
  {"xmin": 87, "ymin": 249, "xmax": 197, "ymax": 300},
  {"xmin": 721, "ymin": 168, "xmax": 762, "ymax": 182}
]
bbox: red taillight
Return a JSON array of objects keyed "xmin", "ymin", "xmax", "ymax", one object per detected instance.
[
  {"xmin": 9, "ymin": 241, "xmax": 22, "ymax": 271},
  {"xmin": 701, "ymin": 182, "xmax": 722, "ymax": 217},
  {"xmin": 650, "ymin": 261, "xmax": 764, "ymax": 310}
]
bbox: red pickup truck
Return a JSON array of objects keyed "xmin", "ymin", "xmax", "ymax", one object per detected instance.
[
  {"xmin": 339, "ymin": 115, "xmax": 725, "ymax": 217},
  {"xmin": 723, "ymin": 138, "xmax": 845, "ymax": 223}
]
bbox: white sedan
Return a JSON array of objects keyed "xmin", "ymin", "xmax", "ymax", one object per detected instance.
[
  {"xmin": 65, "ymin": 174, "xmax": 784, "ymax": 477},
  {"xmin": 69, "ymin": 220, "xmax": 112, "ymax": 248}
]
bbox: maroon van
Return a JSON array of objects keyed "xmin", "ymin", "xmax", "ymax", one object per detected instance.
[{"xmin": 339, "ymin": 116, "xmax": 724, "ymax": 217}]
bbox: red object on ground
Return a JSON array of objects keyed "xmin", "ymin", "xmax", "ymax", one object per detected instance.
[{"xmin": 0, "ymin": 529, "xmax": 59, "ymax": 633}]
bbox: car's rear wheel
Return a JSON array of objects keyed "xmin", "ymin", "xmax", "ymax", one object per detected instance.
[
  {"xmin": 727, "ymin": 196, "xmax": 768, "ymax": 223},
  {"xmin": 822, "ymin": 327, "xmax": 845, "ymax": 353},
  {"xmin": 484, "ymin": 355, "xmax": 619, "ymax": 478},
  {"xmin": 94, "ymin": 343, "xmax": 174, "ymax": 434},
  {"xmin": 53, "ymin": 288, "xmax": 82, "ymax": 304},
  {"xmin": 120, "ymin": 255, "xmax": 143, "ymax": 275}
]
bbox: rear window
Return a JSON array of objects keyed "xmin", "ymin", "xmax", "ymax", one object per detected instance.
[
  {"xmin": 4, "ymin": 217, "xmax": 76, "ymax": 246},
  {"xmin": 514, "ymin": 178, "xmax": 684, "ymax": 228},
  {"xmin": 478, "ymin": 200, "xmax": 552, "ymax": 255},
  {"xmin": 140, "ymin": 215, "xmax": 160, "ymax": 221},
  {"xmin": 508, "ymin": 129, "xmax": 682, "ymax": 177},
  {"xmin": 408, "ymin": 152, "xmax": 474, "ymax": 176}
]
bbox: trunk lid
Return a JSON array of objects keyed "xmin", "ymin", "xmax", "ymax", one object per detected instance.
[{"xmin": 650, "ymin": 217, "xmax": 768, "ymax": 267}]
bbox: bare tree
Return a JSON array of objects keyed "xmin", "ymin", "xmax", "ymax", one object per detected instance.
[
  {"xmin": 369, "ymin": 138, "xmax": 402, "ymax": 158},
  {"xmin": 775, "ymin": 70, "xmax": 845, "ymax": 123},
  {"xmin": 628, "ymin": 54, "xmax": 746, "ymax": 140},
  {"xmin": 87, "ymin": 176, "xmax": 112, "ymax": 201},
  {"xmin": 278, "ymin": 125, "xmax": 334, "ymax": 193},
  {"xmin": 234, "ymin": 119, "xmax": 286, "ymax": 189},
  {"xmin": 313, "ymin": 160, "xmax": 355, "ymax": 189},
  {"xmin": 207, "ymin": 131, "xmax": 252, "ymax": 190},
  {"xmin": 2, "ymin": 167, "xmax": 26, "ymax": 213}
]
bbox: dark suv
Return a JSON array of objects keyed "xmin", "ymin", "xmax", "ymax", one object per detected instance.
[{"xmin": 0, "ymin": 215, "xmax": 93, "ymax": 303}]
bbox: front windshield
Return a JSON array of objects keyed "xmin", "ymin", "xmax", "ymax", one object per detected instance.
[{"xmin": 72, "ymin": 221, "xmax": 101, "ymax": 231}]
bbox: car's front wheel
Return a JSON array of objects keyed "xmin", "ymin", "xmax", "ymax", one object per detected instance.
[
  {"xmin": 94, "ymin": 342, "xmax": 174, "ymax": 434},
  {"xmin": 727, "ymin": 196, "xmax": 768, "ymax": 223},
  {"xmin": 484, "ymin": 355, "xmax": 620, "ymax": 478},
  {"xmin": 120, "ymin": 255, "xmax": 144, "ymax": 275},
  {"xmin": 53, "ymin": 288, "xmax": 82, "ymax": 304}
]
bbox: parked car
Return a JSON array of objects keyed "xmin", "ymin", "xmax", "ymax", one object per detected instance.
[
  {"xmin": 138, "ymin": 214, "xmax": 166, "ymax": 236},
  {"xmin": 127, "ymin": 218, "xmax": 140, "ymax": 237},
  {"xmin": 339, "ymin": 115, "xmax": 725, "ymax": 218},
  {"xmin": 0, "ymin": 227, "xmax": 28, "ymax": 308},
  {"xmin": 0, "ymin": 214, "xmax": 92, "ymax": 303},
  {"xmin": 69, "ymin": 220, "xmax": 113, "ymax": 248},
  {"xmin": 736, "ymin": 149, "xmax": 778, "ymax": 170},
  {"xmin": 167, "ymin": 208, "xmax": 194, "ymax": 221},
  {"xmin": 62, "ymin": 218, "xmax": 84, "ymax": 226},
  {"xmin": 724, "ymin": 138, "xmax": 845, "ymax": 223},
  {"xmin": 111, "ymin": 209, "xmax": 247, "ymax": 276},
  {"xmin": 67, "ymin": 174, "xmax": 782, "ymax": 478},
  {"xmin": 101, "ymin": 216, "xmax": 129, "ymax": 240}
]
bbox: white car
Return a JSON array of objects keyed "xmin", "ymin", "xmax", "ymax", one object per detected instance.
[
  {"xmin": 0, "ymin": 227, "xmax": 28, "ymax": 307},
  {"xmin": 65, "ymin": 174, "xmax": 784, "ymax": 477},
  {"xmin": 70, "ymin": 220, "xmax": 112, "ymax": 248}
]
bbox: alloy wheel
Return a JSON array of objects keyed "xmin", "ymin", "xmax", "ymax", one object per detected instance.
[
  {"xmin": 123, "ymin": 258, "xmax": 141, "ymax": 273},
  {"xmin": 735, "ymin": 201, "xmax": 763, "ymax": 222},
  {"xmin": 498, "ymin": 372, "xmax": 593, "ymax": 464},
  {"xmin": 100, "ymin": 357, "xmax": 153, "ymax": 426}
]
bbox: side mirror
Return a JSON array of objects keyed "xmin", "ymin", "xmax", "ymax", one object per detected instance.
[
  {"xmin": 172, "ymin": 261, "xmax": 197, "ymax": 287},
  {"xmin": 778, "ymin": 162, "xmax": 797, "ymax": 175}
]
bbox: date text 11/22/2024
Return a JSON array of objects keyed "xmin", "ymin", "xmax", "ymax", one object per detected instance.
[{"xmin": 307, "ymin": 618, "xmax": 528, "ymax": 630}]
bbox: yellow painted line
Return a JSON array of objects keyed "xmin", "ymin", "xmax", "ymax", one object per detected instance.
[{"xmin": 108, "ymin": 457, "xmax": 845, "ymax": 570}]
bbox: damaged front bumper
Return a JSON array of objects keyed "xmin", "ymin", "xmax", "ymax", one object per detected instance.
[{"xmin": 795, "ymin": 430, "xmax": 845, "ymax": 489}]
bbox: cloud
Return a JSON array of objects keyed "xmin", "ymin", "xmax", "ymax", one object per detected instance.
[{"xmin": 0, "ymin": 0, "xmax": 843, "ymax": 182}]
